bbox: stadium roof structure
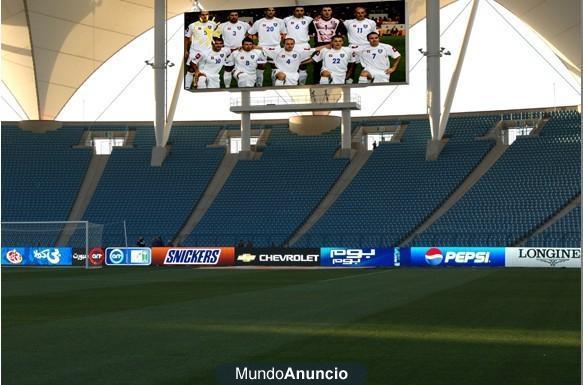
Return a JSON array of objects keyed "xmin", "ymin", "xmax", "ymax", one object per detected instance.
[{"xmin": 1, "ymin": 0, "xmax": 581, "ymax": 121}]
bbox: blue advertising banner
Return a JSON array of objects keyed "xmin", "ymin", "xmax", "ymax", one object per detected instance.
[
  {"xmin": 320, "ymin": 248, "xmax": 396, "ymax": 267},
  {"xmin": 402, "ymin": 247, "xmax": 505, "ymax": 267},
  {"xmin": 1, "ymin": 247, "xmax": 73, "ymax": 266},
  {"xmin": 1, "ymin": 247, "xmax": 28, "ymax": 266},
  {"xmin": 105, "ymin": 248, "xmax": 151, "ymax": 266},
  {"xmin": 30, "ymin": 247, "xmax": 73, "ymax": 266}
]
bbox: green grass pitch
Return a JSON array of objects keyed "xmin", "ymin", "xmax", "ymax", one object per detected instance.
[{"xmin": 2, "ymin": 268, "xmax": 580, "ymax": 385}]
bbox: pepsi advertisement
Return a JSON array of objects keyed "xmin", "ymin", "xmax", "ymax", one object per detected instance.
[
  {"xmin": 320, "ymin": 248, "xmax": 396, "ymax": 267},
  {"xmin": 402, "ymin": 247, "xmax": 505, "ymax": 267},
  {"xmin": 105, "ymin": 248, "xmax": 151, "ymax": 266},
  {"xmin": 1, "ymin": 247, "xmax": 73, "ymax": 266}
]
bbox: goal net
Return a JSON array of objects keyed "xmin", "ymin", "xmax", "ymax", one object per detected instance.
[{"xmin": 1, "ymin": 221, "xmax": 104, "ymax": 268}]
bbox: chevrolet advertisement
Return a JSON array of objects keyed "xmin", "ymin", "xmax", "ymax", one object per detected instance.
[{"xmin": 235, "ymin": 248, "xmax": 320, "ymax": 266}]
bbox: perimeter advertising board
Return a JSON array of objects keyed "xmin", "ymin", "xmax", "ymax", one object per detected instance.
[
  {"xmin": 235, "ymin": 248, "xmax": 320, "ymax": 266},
  {"xmin": 1, "ymin": 247, "xmax": 73, "ymax": 266},
  {"xmin": 105, "ymin": 247, "xmax": 152, "ymax": 266},
  {"xmin": 151, "ymin": 247, "xmax": 235, "ymax": 266},
  {"xmin": 402, "ymin": 247, "xmax": 506, "ymax": 267},
  {"xmin": 505, "ymin": 248, "xmax": 581, "ymax": 268},
  {"xmin": 320, "ymin": 248, "xmax": 396, "ymax": 267}
]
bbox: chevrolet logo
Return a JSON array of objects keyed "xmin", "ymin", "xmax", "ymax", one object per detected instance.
[{"xmin": 237, "ymin": 253, "xmax": 256, "ymax": 263}]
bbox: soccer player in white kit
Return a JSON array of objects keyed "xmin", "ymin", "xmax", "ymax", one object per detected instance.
[
  {"xmin": 248, "ymin": 8, "xmax": 287, "ymax": 86},
  {"xmin": 343, "ymin": 7, "xmax": 378, "ymax": 52},
  {"xmin": 343, "ymin": 7, "xmax": 378, "ymax": 83},
  {"xmin": 266, "ymin": 38, "xmax": 318, "ymax": 86},
  {"xmin": 284, "ymin": 7, "xmax": 313, "ymax": 85},
  {"xmin": 227, "ymin": 37, "xmax": 267, "ymax": 88},
  {"xmin": 219, "ymin": 11, "xmax": 250, "ymax": 88},
  {"xmin": 184, "ymin": 11, "xmax": 219, "ymax": 88},
  {"xmin": 189, "ymin": 37, "xmax": 232, "ymax": 89},
  {"xmin": 312, "ymin": 35, "xmax": 356, "ymax": 84},
  {"xmin": 357, "ymin": 32, "xmax": 401, "ymax": 84}
]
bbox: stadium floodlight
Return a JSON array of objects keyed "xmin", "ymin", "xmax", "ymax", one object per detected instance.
[{"xmin": 1, "ymin": 221, "xmax": 104, "ymax": 269}]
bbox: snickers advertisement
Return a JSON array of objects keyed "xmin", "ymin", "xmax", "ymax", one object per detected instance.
[
  {"xmin": 235, "ymin": 248, "xmax": 320, "ymax": 266},
  {"xmin": 151, "ymin": 247, "xmax": 235, "ymax": 266}
]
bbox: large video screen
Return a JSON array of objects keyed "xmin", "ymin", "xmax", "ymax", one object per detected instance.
[{"xmin": 183, "ymin": 1, "xmax": 407, "ymax": 92}]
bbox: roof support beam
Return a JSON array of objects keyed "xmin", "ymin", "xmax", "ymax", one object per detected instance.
[
  {"xmin": 240, "ymin": 91, "xmax": 251, "ymax": 155},
  {"xmin": 163, "ymin": 60, "xmax": 184, "ymax": 145},
  {"xmin": 439, "ymin": 0, "xmax": 480, "ymax": 139},
  {"xmin": 152, "ymin": 0, "xmax": 167, "ymax": 162},
  {"xmin": 152, "ymin": 0, "xmax": 170, "ymax": 166},
  {"xmin": 426, "ymin": 0, "xmax": 441, "ymax": 141}
]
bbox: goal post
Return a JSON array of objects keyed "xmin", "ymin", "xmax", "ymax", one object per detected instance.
[{"xmin": 1, "ymin": 221, "xmax": 104, "ymax": 268}]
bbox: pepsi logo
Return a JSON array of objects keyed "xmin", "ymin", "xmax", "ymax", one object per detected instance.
[{"xmin": 425, "ymin": 248, "xmax": 443, "ymax": 266}]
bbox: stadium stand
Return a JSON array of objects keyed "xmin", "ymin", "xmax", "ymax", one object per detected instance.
[
  {"xmin": 524, "ymin": 206, "xmax": 581, "ymax": 247},
  {"xmin": 1, "ymin": 126, "xmax": 92, "ymax": 246},
  {"xmin": 412, "ymin": 111, "xmax": 581, "ymax": 246},
  {"xmin": 295, "ymin": 116, "xmax": 496, "ymax": 247},
  {"xmin": 185, "ymin": 126, "xmax": 349, "ymax": 247},
  {"xmin": 82, "ymin": 126, "xmax": 224, "ymax": 246},
  {"xmin": 2, "ymin": 111, "xmax": 579, "ymax": 248}
]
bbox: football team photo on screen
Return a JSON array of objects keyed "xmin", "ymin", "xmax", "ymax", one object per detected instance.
[{"xmin": 183, "ymin": 1, "xmax": 406, "ymax": 91}]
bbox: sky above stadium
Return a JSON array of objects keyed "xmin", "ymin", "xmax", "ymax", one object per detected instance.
[{"xmin": 1, "ymin": 0, "xmax": 580, "ymax": 122}]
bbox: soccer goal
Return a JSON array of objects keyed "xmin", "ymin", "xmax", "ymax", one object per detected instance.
[{"xmin": 1, "ymin": 221, "xmax": 104, "ymax": 268}]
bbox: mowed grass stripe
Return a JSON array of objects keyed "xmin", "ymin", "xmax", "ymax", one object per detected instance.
[{"xmin": 148, "ymin": 323, "xmax": 578, "ymax": 347}]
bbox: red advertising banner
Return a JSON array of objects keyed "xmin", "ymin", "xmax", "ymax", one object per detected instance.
[{"xmin": 151, "ymin": 247, "xmax": 235, "ymax": 266}]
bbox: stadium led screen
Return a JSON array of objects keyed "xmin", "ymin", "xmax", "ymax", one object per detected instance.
[{"xmin": 184, "ymin": 1, "xmax": 407, "ymax": 91}]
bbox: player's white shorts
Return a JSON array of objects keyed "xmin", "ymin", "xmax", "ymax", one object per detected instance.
[
  {"xmin": 321, "ymin": 68, "xmax": 347, "ymax": 84},
  {"xmin": 366, "ymin": 68, "xmax": 391, "ymax": 83},
  {"xmin": 293, "ymin": 42, "xmax": 311, "ymax": 51},
  {"xmin": 349, "ymin": 44, "xmax": 370, "ymax": 54},
  {"xmin": 234, "ymin": 70, "xmax": 256, "ymax": 87},
  {"xmin": 186, "ymin": 48, "xmax": 210, "ymax": 66},
  {"xmin": 272, "ymin": 69, "xmax": 299, "ymax": 85},
  {"xmin": 197, "ymin": 73, "xmax": 221, "ymax": 88},
  {"xmin": 262, "ymin": 46, "xmax": 280, "ymax": 62}
]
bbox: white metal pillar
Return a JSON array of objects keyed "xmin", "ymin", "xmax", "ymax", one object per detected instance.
[
  {"xmin": 341, "ymin": 88, "xmax": 351, "ymax": 150},
  {"xmin": 439, "ymin": 0, "xmax": 480, "ymax": 138},
  {"xmin": 241, "ymin": 91, "xmax": 251, "ymax": 152},
  {"xmin": 163, "ymin": 60, "xmax": 184, "ymax": 145},
  {"xmin": 426, "ymin": 0, "xmax": 441, "ymax": 141},
  {"xmin": 154, "ymin": 0, "xmax": 166, "ymax": 147}
]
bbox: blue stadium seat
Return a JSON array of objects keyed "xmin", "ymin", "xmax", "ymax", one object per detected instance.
[
  {"xmin": 296, "ymin": 116, "xmax": 497, "ymax": 247},
  {"xmin": 186, "ymin": 127, "xmax": 348, "ymax": 247},
  {"xmin": 412, "ymin": 112, "xmax": 581, "ymax": 246},
  {"xmin": 82, "ymin": 125, "xmax": 224, "ymax": 246},
  {"xmin": 2, "ymin": 126, "xmax": 91, "ymax": 246}
]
